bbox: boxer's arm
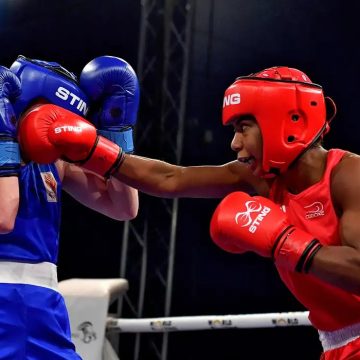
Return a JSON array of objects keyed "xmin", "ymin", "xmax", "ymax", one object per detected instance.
[
  {"xmin": 114, "ymin": 155, "xmax": 268, "ymax": 198},
  {"xmin": 56, "ymin": 160, "xmax": 138, "ymax": 221},
  {"xmin": 0, "ymin": 66, "xmax": 21, "ymax": 232},
  {"xmin": 0, "ymin": 177, "xmax": 19, "ymax": 233},
  {"xmin": 78, "ymin": 56, "xmax": 265, "ymax": 198},
  {"xmin": 308, "ymin": 154, "xmax": 360, "ymax": 294}
]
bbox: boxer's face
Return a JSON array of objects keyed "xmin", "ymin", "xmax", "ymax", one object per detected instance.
[{"xmin": 230, "ymin": 115, "xmax": 263, "ymax": 177}]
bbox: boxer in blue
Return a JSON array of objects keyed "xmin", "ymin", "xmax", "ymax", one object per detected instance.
[{"xmin": 0, "ymin": 55, "xmax": 139, "ymax": 359}]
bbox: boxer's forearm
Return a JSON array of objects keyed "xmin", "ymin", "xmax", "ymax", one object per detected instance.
[
  {"xmin": 309, "ymin": 245, "xmax": 360, "ymax": 295},
  {"xmin": 0, "ymin": 177, "xmax": 19, "ymax": 233},
  {"xmin": 115, "ymin": 155, "xmax": 257, "ymax": 198}
]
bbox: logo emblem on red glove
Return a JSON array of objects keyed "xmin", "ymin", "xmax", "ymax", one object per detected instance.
[{"xmin": 235, "ymin": 200, "xmax": 271, "ymax": 233}]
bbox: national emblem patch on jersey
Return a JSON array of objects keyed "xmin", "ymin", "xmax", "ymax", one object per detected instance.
[
  {"xmin": 40, "ymin": 171, "xmax": 58, "ymax": 202},
  {"xmin": 304, "ymin": 201, "xmax": 325, "ymax": 219}
]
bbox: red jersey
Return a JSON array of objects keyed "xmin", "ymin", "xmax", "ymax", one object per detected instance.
[{"xmin": 269, "ymin": 149, "xmax": 360, "ymax": 331}]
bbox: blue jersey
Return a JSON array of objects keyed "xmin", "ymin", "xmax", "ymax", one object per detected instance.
[
  {"xmin": 0, "ymin": 162, "xmax": 82, "ymax": 359},
  {"xmin": 0, "ymin": 162, "xmax": 62, "ymax": 264}
]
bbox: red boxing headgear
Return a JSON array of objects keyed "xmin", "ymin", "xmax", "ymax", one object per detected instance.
[{"xmin": 222, "ymin": 66, "xmax": 336, "ymax": 175}]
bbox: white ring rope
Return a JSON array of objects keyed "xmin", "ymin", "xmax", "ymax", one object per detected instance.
[{"xmin": 107, "ymin": 311, "xmax": 311, "ymax": 333}]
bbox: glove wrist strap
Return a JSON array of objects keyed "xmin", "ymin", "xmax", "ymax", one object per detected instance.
[
  {"xmin": 0, "ymin": 141, "xmax": 20, "ymax": 177},
  {"xmin": 98, "ymin": 128, "xmax": 134, "ymax": 153},
  {"xmin": 273, "ymin": 226, "xmax": 321, "ymax": 273},
  {"xmin": 81, "ymin": 136, "xmax": 124, "ymax": 179}
]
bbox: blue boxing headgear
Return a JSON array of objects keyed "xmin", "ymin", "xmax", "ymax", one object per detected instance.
[{"xmin": 10, "ymin": 55, "xmax": 89, "ymax": 118}]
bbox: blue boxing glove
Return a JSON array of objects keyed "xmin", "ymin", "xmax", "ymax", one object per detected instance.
[
  {"xmin": 10, "ymin": 55, "xmax": 89, "ymax": 118},
  {"xmin": 79, "ymin": 56, "xmax": 140, "ymax": 153},
  {"xmin": 0, "ymin": 66, "xmax": 21, "ymax": 176}
]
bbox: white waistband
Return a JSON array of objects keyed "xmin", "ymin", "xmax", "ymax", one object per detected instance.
[
  {"xmin": 319, "ymin": 322, "xmax": 360, "ymax": 352},
  {"xmin": 0, "ymin": 261, "xmax": 58, "ymax": 291}
]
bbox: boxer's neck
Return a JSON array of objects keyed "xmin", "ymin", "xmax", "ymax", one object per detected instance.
[{"xmin": 280, "ymin": 146, "xmax": 328, "ymax": 195}]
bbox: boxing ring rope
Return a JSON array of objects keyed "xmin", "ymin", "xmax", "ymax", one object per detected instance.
[{"xmin": 106, "ymin": 311, "xmax": 311, "ymax": 333}]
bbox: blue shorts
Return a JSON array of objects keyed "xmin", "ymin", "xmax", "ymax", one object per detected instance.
[{"xmin": 0, "ymin": 283, "xmax": 82, "ymax": 359}]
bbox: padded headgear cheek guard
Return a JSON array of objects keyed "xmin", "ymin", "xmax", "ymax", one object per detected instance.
[
  {"xmin": 222, "ymin": 66, "xmax": 336, "ymax": 175},
  {"xmin": 10, "ymin": 55, "xmax": 89, "ymax": 118}
]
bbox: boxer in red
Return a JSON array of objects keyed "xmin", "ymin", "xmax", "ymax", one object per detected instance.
[{"xmin": 20, "ymin": 66, "xmax": 360, "ymax": 359}]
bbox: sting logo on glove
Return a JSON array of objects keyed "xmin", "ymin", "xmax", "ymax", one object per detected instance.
[
  {"xmin": 54, "ymin": 125, "xmax": 82, "ymax": 134},
  {"xmin": 235, "ymin": 200, "xmax": 271, "ymax": 233},
  {"xmin": 55, "ymin": 86, "xmax": 89, "ymax": 116}
]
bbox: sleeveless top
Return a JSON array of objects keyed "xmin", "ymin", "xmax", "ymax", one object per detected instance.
[
  {"xmin": 0, "ymin": 162, "xmax": 62, "ymax": 264},
  {"xmin": 269, "ymin": 149, "xmax": 360, "ymax": 331}
]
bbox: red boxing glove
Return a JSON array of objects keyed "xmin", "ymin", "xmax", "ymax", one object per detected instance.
[
  {"xmin": 18, "ymin": 104, "xmax": 124, "ymax": 178},
  {"xmin": 210, "ymin": 192, "xmax": 322, "ymax": 273}
]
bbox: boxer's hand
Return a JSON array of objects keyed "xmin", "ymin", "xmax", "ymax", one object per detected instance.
[
  {"xmin": 80, "ymin": 56, "xmax": 140, "ymax": 153},
  {"xmin": 0, "ymin": 66, "xmax": 21, "ymax": 176},
  {"xmin": 18, "ymin": 104, "xmax": 124, "ymax": 178},
  {"xmin": 210, "ymin": 191, "xmax": 322, "ymax": 272}
]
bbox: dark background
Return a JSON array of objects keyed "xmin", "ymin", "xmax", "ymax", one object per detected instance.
[{"xmin": 1, "ymin": 1, "xmax": 358, "ymax": 359}]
